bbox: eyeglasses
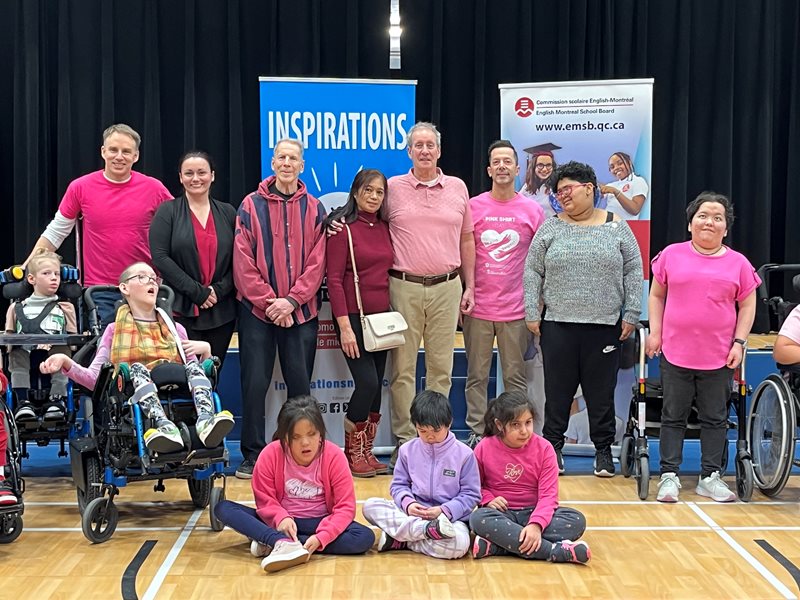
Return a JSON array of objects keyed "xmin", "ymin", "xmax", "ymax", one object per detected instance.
[
  {"xmin": 535, "ymin": 163, "xmax": 554, "ymax": 170},
  {"xmin": 555, "ymin": 183, "xmax": 589, "ymax": 200},
  {"xmin": 125, "ymin": 274, "xmax": 162, "ymax": 286}
]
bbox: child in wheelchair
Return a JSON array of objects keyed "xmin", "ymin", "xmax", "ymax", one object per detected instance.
[
  {"xmin": 4, "ymin": 249, "xmax": 77, "ymax": 422},
  {"xmin": 40, "ymin": 262, "xmax": 234, "ymax": 453}
]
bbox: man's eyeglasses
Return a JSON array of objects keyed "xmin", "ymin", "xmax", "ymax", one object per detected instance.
[{"xmin": 125, "ymin": 274, "xmax": 162, "ymax": 286}]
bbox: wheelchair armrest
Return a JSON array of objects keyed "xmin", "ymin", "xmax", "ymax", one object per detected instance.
[{"xmin": 93, "ymin": 362, "xmax": 115, "ymax": 403}]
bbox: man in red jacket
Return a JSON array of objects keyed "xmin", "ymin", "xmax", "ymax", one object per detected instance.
[{"xmin": 233, "ymin": 139, "xmax": 327, "ymax": 478}]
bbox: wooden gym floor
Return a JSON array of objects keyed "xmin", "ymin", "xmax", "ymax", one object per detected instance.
[{"xmin": 2, "ymin": 475, "xmax": 800, "ymax": 599}]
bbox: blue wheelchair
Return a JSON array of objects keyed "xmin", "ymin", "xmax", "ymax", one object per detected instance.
[
  {"xmin": 71, "ymin": 285, "xmax": 228, "ymax": 544},
  {"xmin": 0, "ymin": 391, "xmax": 24, "ymax": 543},
  {"xmin": 0, "ymin": 265, "xmax": 95, "ymax": 461}
]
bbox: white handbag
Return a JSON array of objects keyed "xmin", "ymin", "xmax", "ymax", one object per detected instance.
[{"xmin": 345, "ymin": 224, "xmax": 408, "ymax": 352}]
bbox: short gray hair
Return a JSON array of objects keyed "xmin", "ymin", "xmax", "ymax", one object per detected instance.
[
  {"xmin": 406, "ymin": 122, "xmax": 441, "ymax": 148},
  {"xmin": 273, "ymin": 138, "xmax": 304, "ymax": 159},
  {"xmin": 102, "ymin": 124, "xmax": 141, "ymax": 150}
]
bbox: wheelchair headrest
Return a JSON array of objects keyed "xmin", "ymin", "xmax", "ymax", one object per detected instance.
[
  {"xmin": 793, "ymin": 275, "xmax": 800, "ymax": 294},
  {"xmin": 150, "ymin": 363, "xmax": 189, "ymax": 390},
  {"xmin": 2, "ymin": 265, "xmax": 83, "ymax": 302},
  {"xmin": 84, "ymin": 284, "xmax": 176, "ymax": 331}
]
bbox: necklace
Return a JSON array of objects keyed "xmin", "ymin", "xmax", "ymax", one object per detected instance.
[
  {"xmin": 691, "ymin": 241, "xmax": 723, "ymax": 256},
  {"xmin": 357, "ymin": 214, "xmax": 376, "ymax": 227}
]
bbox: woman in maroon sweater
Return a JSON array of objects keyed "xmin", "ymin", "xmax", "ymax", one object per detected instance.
[{"xmin": 325, "ymin": 169, "xmax": 393, "ymax": 477}]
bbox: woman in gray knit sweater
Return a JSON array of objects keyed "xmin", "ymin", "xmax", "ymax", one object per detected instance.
[{"xmin": 523, "ymin": 161, "xmax": 643, "ymax": 478}]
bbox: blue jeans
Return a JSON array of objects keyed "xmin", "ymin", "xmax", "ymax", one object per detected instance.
[{"xmin": 214, "ymin": 499, "xmax": 374, "ymax": 554}]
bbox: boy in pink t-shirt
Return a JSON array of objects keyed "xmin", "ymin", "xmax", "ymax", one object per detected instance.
[
  {"xmin": 463, "ymin": 142, "xmax": 545, "ymax": 447},
  {"xmin": 647, "ymin": 193, "xmax": 760, "ymax": 504}
]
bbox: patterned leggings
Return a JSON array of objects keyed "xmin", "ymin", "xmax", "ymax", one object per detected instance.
[
  {"xmin": 129, "ymin": 362, "xmax": 214, "ymax": 425},
  {"xmin": 469, "ymin": 506, "xmax": 586, "ymax": 560}
]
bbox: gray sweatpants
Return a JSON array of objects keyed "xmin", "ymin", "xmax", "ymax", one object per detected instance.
[
  {"xmin": 9, "ymin": 346, "xmax": 70, "ymax": 397},
  {"xmin": 469, "ymin": 506, "xmax": 586, "ymax": 560}
]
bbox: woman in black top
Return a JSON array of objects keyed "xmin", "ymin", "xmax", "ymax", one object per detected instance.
[{"xmin": 149, "ymin": 151, "xmax": 237, "ymax": 369}]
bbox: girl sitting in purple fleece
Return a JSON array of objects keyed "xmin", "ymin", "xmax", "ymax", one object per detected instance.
[{"xmin": 362, "ymin": 390, "xmax": 480, "ymax": 559}]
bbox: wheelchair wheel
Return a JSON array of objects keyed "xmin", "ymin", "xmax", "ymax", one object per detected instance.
[
  {"xmin": 0, "ymin": 513, "xmax": 23, "ymax": 544},
  {"xmin": 82, "ymin": 497, "xmax": 119, "ymax": 544},
  {"xmin": 188, "ymin": 476, "xmax": 212, "ymax": 509},
  {"xmin": 77, "ymin": 455, "xmax": 103, "ymax": 515},
  {"xmin": 747, "ymin": 374, "xmax": 796, "ymax": 497},
  {"xmin": 636, "ymin": 455, "xmax": 650, "ymax": 500},
  {"xmin": 620, "ymin": 435, "xmax": 635, "ymax": 478},
  {"xmin": 736, "ymin": 456, "xmax": 754, "ymax": 502},
  {"xmin": 209, "ymin": 485, "xmax": 225, "ymax": 532}
]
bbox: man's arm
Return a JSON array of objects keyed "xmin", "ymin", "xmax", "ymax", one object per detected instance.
[
  {"xmin": 459, "ymin": 232, "xmax": 476, "ymax": 314},
  {"xmin": 23, "ymin": 210, "xmax": 77, "ymax": 267}
]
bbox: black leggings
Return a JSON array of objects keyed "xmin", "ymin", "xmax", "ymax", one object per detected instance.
[
  {"xmin": 334, "ymin": 314, "xmax": 388, "ymax": 423},
  {"xmin": 175, "ymin": 317, "xmax": 236, "ymax": 373},
  {"xmin": 540, "ymin": 320, "xmax": 621, "ymax": 451}
]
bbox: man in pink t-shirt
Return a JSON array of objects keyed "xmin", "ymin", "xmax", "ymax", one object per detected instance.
[
  {"xmin": 24, "ymin": 124, "xmax": 171, "ymax": 324},
  {"xmin": 463, "ymin": 141, "xmax": 545, "ymax": 447},
  {"xmin": 386, "ymin": 122, "xmax": 476, "ymax": 454}
]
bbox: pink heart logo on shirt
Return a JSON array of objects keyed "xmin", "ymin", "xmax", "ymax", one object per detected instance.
[
  {"xmin": 480, "ymin": 229, "xmax": 520, "ymax": 262},
  {"xmin": 504, "ymin": 463, "xmax": 524, "ymax": 482}
]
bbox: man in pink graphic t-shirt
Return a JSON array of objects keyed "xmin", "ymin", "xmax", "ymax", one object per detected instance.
[
  {"xmin": 463, "ymin": 141, "xmax": 545, "ymax": 447},
  {"xmin": 23, "ymin": 124, "xmax": 171, "ymax": 325}
]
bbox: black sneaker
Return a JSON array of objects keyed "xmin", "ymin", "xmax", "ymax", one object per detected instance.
[
  {"xmin": 377, "ymin": 531, "xmax": 407, "ymax": 552},
  {"xmin": 472, "ymin": 535, "xmax": 506, "ymax": 559},
  {"xmin": 550, "ymin": 540, "xmax": 591, "ymax": 564},
  {"xmin": 555, "ymin": 448, "xmax": 565, "ymax": 475},
  {"xmin": 235, "ymin": 459, "xmax": 255, "ymax": 479},
  {"xmin": 14, "ymin": 401, "xmax": 37, "ymax": 422},
  {"xmin": 594, "ymin": 447, "xmax": 615, "ymax": 478},
  {"xmin": 43, "ymin": 397, "xmax": 67, "ymax": 421}
]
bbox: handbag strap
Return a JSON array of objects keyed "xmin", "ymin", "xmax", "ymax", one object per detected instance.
[{"xmin": 344, "ymin": 223, "xmax": 366, "ymax": 320}]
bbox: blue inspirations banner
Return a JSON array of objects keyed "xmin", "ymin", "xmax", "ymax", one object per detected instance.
[
  {"xmin": 258, "ymin": 77, "xmax": 416, "ymax": 448},
  {"xmin": 259, "ymin": 77, "xmax": 416, "ymax": 213}
]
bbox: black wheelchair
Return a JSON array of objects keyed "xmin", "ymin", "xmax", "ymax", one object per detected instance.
[
  {"xmin": 620, "ymin": 327, "xmax": 755, "ymax": 501},
  {"xmin": 0, "ymin": 390, "xmax": 24, "ymax": 543},
  {"xmin": 70, "ymin": 285, "xmax": 228, "ymax": 544},
  {"xmin": 0, "ymin": 265, "xmax": 95, "ymax": 461},
  {"xmin": 746, "ymin": 264, "xmax": 800, "ymax": 497}
]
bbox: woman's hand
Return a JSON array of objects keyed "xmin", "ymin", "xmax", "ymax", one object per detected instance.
[
  {"xmin": 303, "ymin": 534, "xmax": 322, "ymax": 554},
  {"xmin": 277, "ymin": 517, "xmax": 298, "ymax": 541},
  {"xmin": 182, "ymin": 339, "xmax": 211, "ymax": 360},
  {"xmin": 486, "ymin": 496, "xmax": 509, "ymax": 511},
  {"xmin": 600, "ymin": 184, "xmax": 617, "ymax": 195},
  {"xmin": 727, "ymin": 342, "xmax": 744, "ymax": 369},
  {"xmin": 40, "ymin": 353, "xmax": 72, "ymax": 374},
  {"xmin": 646, "ymin": 332, "xmax": 662, "ymax": 358},
  {"xmin": 518, "ymin": 524, "xmax": 543, "ymax": 555},
  {"xmin": 200, "ymin": 287, "xmax": 218, "ymax": 310},
  {"xmin": 339, "ymin": 327, "xmax": 360, "ymax": 359},
  {"xmin": 526, "ymin": 320, "xmax": 541, "ymax": 336},
  {"xmin": 620, "ymin": 321, "xmax": 635, "ymax": 341}
]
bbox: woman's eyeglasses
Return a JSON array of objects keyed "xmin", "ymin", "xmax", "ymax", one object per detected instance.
[{"xmin": 555, "ymin": 183, "xmax": 589, "ymax": 200}]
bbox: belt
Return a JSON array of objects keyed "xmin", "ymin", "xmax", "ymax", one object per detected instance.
[{"xmin": 389, "ymin": 269, "xmax": 459, "ymax": 286}]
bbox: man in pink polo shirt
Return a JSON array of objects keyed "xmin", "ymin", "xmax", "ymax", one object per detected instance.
[
  {"xmin": 24, "ymin": 124, "xmax": 172, "ymax": 325},
  {"xmin": 386, "ymin": 122, "xmax": 476, "ymax": 457}
]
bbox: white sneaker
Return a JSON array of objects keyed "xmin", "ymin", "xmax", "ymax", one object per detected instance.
[
  {"xmin": 696, "ymin": 471, "xmax": 736, "ymax": 502},
  {"xmin": 260, "ymin": 540, "xmax": 310, "ymax": 573},
  {"xmin": 250, "ymin": 539, "xmax": 271, "ymax": 558},
  {"xmin": 196, "ymin": 410, "xmax": 235, "ymax": 448},
  {"xmin": 656, "ymin": 472, "xmax": 681, "ymax": 503}
]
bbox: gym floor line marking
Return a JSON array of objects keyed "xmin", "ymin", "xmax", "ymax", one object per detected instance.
[
  {"xmin": 122, "ymin": 540, "xmax": 157, "ymax": 600},
  {"xmin": 141, "ymin": 509, "xmax": 203, "ymax": 600},
  {"xmin": 687, "ymin": 502, "xmax": 797, "ymax": 600},
  {"xmin": 756, "ymin": 540, "xmax": 800, "ymax": 592}
]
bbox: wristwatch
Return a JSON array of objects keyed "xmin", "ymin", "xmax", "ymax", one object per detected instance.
[{"xmin": 733, "ymin": 338, "xmax": 747, "ymax": 347}]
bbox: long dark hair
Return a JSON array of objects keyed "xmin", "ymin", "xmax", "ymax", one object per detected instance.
[
  {"xmin": 482, "ymin": 391, "xmax": 536, "ymax": 438},
  {"xmin": 272, "ymin": 395, "xmax": 327, "ymax": 449},
  {"xmin": 324, "ymin": 168, "xmax": 388, "ymax": 227}
]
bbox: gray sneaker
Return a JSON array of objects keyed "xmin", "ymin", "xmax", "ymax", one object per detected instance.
[
  {"xmin": 235, "ymin": 459, "xmax": 255, "ymax": 479},
  {"xmin": 465, "ymin": 432, "xmax": 482, "ymax": 449}
]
